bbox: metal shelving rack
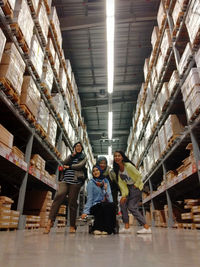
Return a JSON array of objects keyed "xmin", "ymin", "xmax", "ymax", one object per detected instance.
[
  {"xmin": 0, "ymin": 3, "xmax": 94, "ymax": 229},
  {"xmin": 127, "ymin": 0, "xmax": 200, "ymax": 227}
]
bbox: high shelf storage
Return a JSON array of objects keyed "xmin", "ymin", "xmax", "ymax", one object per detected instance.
[
  {"xmin": 126, "ymin": 0, "xmax": 200, "ymax": 229},
  {"xmin": 0, "ymin": 0, "xmax": 94, "ymax": 230}
]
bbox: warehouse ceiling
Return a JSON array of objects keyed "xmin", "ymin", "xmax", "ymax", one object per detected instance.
[{"xmin": 52, "ymin": 0, "xmax": 160, "ymax": 156}]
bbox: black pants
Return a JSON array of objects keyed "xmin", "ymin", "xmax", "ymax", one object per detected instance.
[{"xmin": 90, "ymin": 202, "xmax": 116, "ymax": 234}]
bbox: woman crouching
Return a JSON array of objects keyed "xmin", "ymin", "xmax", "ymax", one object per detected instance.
[{"xmin": 81, "ymin": 165, "xmax": 116, "ymax": 235}]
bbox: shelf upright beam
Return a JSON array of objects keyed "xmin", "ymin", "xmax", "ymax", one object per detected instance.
[
  {"xmin": 162, "ymin": 162, "xmax": 174, "ymax": 227},
  {"xmin": 190, "ymin": 130, "xmax": 200, "ymax": 184},
  {"xmin": 17, "ymin": 131, "xmax": 34, "ymax": 229},
  {"xmin": 148, "ymin": 179, "xmax": 155, "ymax": 227}
]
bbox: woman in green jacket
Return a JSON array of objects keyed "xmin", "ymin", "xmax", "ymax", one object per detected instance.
[{"xmin": 113, "ymin": 151, "xmax": 151, "ymax": 234}]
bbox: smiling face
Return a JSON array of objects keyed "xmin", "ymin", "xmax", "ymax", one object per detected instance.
[
  {"xmin": 93, "ymin": 167, "xmax": 101, "ymax": 178},
  {"xmin": 74, "ymin": 143, "xmax": 82, "ymax": 153},
  {"xmin": 114, "ymin": 152, "xmax": 124, "ymax": 165},
  {"xmin": 99, "ymin": 160, "xmax": 107, "ymax": 171}
]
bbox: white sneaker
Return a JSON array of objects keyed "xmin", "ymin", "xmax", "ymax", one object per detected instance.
[
  {"xmin": 101, "ymin": 231, "xmax": 108, "ymax": 235},
  {"xmin": 93, "ymin": 230, "xmax": 102, "ymax": 235},
  {"xmin": 137, "ymin": 228, "xmax": 152, "ymax": 234},
  {"xmin": 119, "ymin": 227, "xmax": 131, "ymax": 234}
]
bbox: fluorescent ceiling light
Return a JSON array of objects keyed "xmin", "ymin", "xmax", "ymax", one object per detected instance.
[
  {"xmin": 108, "ymin": 111, "xmax": 113, "ymax": 139},
  {"xmin": 106, "ymin": 0, "xmax": 115, "ymax": 94},
  {"xmin": 108, "ymin": 145, "xmax": 112, "ymax": 156}
]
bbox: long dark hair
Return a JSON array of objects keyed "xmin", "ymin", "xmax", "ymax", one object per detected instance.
[{"xmin": 113, "ymin": 151, "xmax": 136, "ymax": 180}]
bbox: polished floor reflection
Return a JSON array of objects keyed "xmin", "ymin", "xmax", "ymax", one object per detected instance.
[{"xmin": 0, "ymin": 226, "xmax": 200, "ymax": 267}]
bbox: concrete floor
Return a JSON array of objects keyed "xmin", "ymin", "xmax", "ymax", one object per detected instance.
[{"xmin": 0, "ymin": 226, "xmax": 200, "ymax": 267}]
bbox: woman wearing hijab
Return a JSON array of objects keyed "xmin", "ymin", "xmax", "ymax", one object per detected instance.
[
  {"xmin": 96, "ymin": 156, "xmax": 119, "ymax": 211},
  {"xmin": 81, "ymin": 165, "xmax": 116, "ymax": 235},
  {"xmin": 113, "ymin": 151, "xmax": 151, "ymax": 234},
  {"xmin": 44, "ymin": 142, "xmax": 87, "ymax": 234}
]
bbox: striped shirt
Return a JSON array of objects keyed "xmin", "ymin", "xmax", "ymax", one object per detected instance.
[{"xmin": 63, "ymin": 157, "xmax": 81, "ymax": 184}]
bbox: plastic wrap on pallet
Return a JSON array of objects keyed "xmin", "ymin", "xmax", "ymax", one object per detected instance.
[
  {"xmin": 158, "ymin": 125, "xmax": 167, "ymax": 155},
  {"xmin": 66, "ymin": 59, "xmax": 72, "ymax": 82},
  {"xmin": 160, "ymin": 29, "xmax": 172, "ymax": 57},
  {"xmin": 60, "ymin": 141, "xmax": 67, "ymax": 161},
  {"xmin": 20, "ymin": 76, "xmax": 41, "ymax": 118},
  {"xmin": 41, "ymin": 60, "xmax": 54, "ymax": 94},
  {"xmin": 195, "ymin": 48, "xmax": 200, "ymax": 68},
  {"xmin": 151, "ymin": 66, "xmax": 158, "ymax": 93},
  {"xmin": 59, "ymin": 67, "xmax": 67, "ymax": 92},
  {"xmin": 156, "ymin": 52, "xmax": 165, "ymax": 80},
  {"xmin": 37, "ymin": 99, "xmax": 49, "ymax": 132},
  {"xmin": 157, "ymin": 0, "xmax": 166, "ymax": 30},
  {"xmin": 49, "ymin": 7, "xmax": 63, "ymax": 49},
  {"xmin": 185, "ymin": 0, "xmax": 200, "ymax": 44},
  {"xmin": 63, "ymin": 109, "xmax": 70, "ymax": 132},
  {"xmin": 137, "ymin": 83, "xmax": 145, "ymax": 106},
  {"xmin": 172, "ymin": 0, "xmax": 187, "ymax": 26},
  {"xmin": 148, "ymin": 145, "xmax": 155, "ymax": 170},
  {"xmin": 0, "ymin": 42, "xmax": 26, "ymax": 96},
  {"xmin": 164, "ymin": 114, "xmax": 183, "ymax": 143},
  {"xmin": 13, "ymin": 0, "xmax": 34, "ymax": 48},
  {"xmin": 153, "ymin": 136, "xmax": 160, "ymax": 163},
  {"xmin": 158, "ymin": 82, "xmax": 169, "ymax": 111},
  {"xmin": 29, "ymin": 35, "xmax": 44, "ymax": 79},
  {"xmin": 185, "ymin": 85, "xmax": 200, "ymax": 120},
  {"xmin": 36, "ymin": 1, "xmax": 49, "ymax": 44},
  {"xmin": 52, "ymin": 93, "xmax": 64, "ymax": 120},
  {"xmin": 0, "ymin": 29, "xmax": 6, "ymax": 64},
  {"xmin": 144, "ymin": 82, "xmax": 153, "ymax": 114},
  {"xmin": 143, "ymin": 58, "xmax": 149, "ymax": 81},
  {"xmin": 78, "ymin": 126, "xmax": 84, "ymax": 142},
  {"xmin": 145, "ymin": 119, "xmax": 152, "ymax": 142},
  {"xmin": 168, "ymin": 70, "xmax": 180, "ymax": 96},
  {"xmin": 47, "ymin": 114, "xmax": 57, "ymax": 147},
  {"xmin": 54, "ymin": 52, "xmax": 60, "ymax": 77},
  {"xmin": 181, "ymin": 68, "xmax": 200, "ymax": 102},
  {"xmin": 151, "ymin": 26, "xmax": 159, "ymax": 49},
  {"xmin": 46, "ymin": 38, "xmax": 56, "ymax": 63},
  {"xmin": 178, "ymin": 42, "xmax": 193, "ymax": 76}
]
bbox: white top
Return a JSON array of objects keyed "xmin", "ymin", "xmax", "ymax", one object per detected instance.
[{"xmin": 119, "ymin": 169, "xmax": 134, "ymax": 185}]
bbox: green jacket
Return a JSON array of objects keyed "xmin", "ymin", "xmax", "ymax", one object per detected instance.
[{"xmin": 118, "ymin": 162, "xmax": 143, "ymax": 197}]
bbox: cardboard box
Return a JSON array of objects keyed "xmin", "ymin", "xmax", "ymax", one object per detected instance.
[
  {"xmin": 0, "ymin": 125, "xmax": 14, "ymax": 149},
  {"xmin": 47, "ymin": 114, "xmax": 57, "ymax": 147},
  {"xmin": 164, "ymin": 114, "xmax": 184, "ymax": 143},
  {"xmin": 178, "ymin": 42, "xmax": 193, "ymax": 76},
  {"xmin": 0, "ymin": 42, "xmax": 25, "ymax": 95},
  {"xmin": 168, "ymin": 70, "xmax": 180, "ymax": 96},
  {"xmin": 41, "ymin": 60, "xmax": 54, "ymax": 94},
  {"xmin": 181, "ymin": 68, "xmax": 200, "ymax": 102},
  {"xmin": 12, "ymin": 146, "xmax": 25, "ymax": 160},
  {"xmin": 151, "ymin": 26, "xmax": 159, "ymax": 49}
]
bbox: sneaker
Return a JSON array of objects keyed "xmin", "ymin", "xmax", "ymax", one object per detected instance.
[
  {"xmin": 119, "ymin": 227, "xmax": 131, "ymax": 234},
  {"xmin": 93, "ymin": 230, "xmax": 102, "ymax": 235},
  {"xmin": 101, "ymin": 231, "xmax": 108, "ymax": 235},
  {"xmin": 137, "ymin": 228, "xmax": 152, "ymax": 234}
]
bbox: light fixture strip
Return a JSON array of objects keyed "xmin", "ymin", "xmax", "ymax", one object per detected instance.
[
  {"xmin": 108, "ymin": 145, "xmax": 112, "ymax": 156},
  {"xmin": 106, "ymin": 0, "xmax": 115, "ymax": 94},
  {"xmin": 108, "ymin": 111, "xmax": 113, "ymax": 140}
]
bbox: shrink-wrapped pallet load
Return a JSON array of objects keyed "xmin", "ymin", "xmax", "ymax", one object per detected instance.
[
  {"xmin": 37, "ymin": 99, "xmax": 49, "ymax": 132},
  {"xmin": 47, "ymin": 114, "xmax": 57, "ymax": 147},
  {"xmin": 172, "ymin": 0, "xmax": 188, "ymax": 27},
  {"xmin": 49, "ymin": 7, "xmax": 63, "ymax": 50},
  {"xmin": 46, "ymin": 38, "xmax": 56, "ymax": 64},
  {"xmin": 35, "ymin": 1, "xmax": 49, "ymax": 45},
  {"xmin": 41, "ymin": 60, "xmax": 54, "ymax": 94},
  {"xmin": 158, "ymin": 83, "xmax": 169, "ymax": 111},
  {"xmin": 178, "ymin": 42, "xmax": 193, "ymax": 76},
  {"xmin": 156, "ymin": 52, "xmax": 165, "ymax": 80},
  {"xmin": 54, "ymin": 52, "xmax": 60, "ymax": 77},
  {"xmin": 29, "ymin": 35, "xmax": 44, "ymax": 79},
  {"xmin": 185, "ymin": 0, "xmax": 200, "ymax": 44},
  {"xmin": 158, "ymin": 125, "xmax": 167, "ymax": 155},
  {"xmin": 181, "ymin": 68, "xmax": 200, "ymax": 102},
  {"xmin": 157, "ymin": 0, "xmax": 166, "ymax": 30},
  {"xmin": 13, "ymin": 0, "xmax": 34, "ymax": 48},
  {"xmin": 168, "ymin": 70, "xmax": 180, "ymax": 96},
  {"xmin": 0, "ymin": 29, "xmax": 6, "ymax": 63},
  {"xmin": 0, "ymin": 43, "xmax": 26, "ymax": 96},
  {"xmin": 151, "ymin": 26, "xmax": 159, "ymax": 50},
  {"xmin": 20, "ymin": 76, "xmax": 41, "ymax": 118},
  {"xmin": 153, "ymin": 136, "xmax": 161, "ymax": 163},
  {"xmin": 59, "ymin": 67, "xmax": 67, "ymax": 92},
  {"xmin": 143, "ymin": 58, "xmax": 149, "ymax": 81},
  {"xmin": 52, "ymin": 93, "xmax": 64, "ymax": 120},
  {"xmin": 160, "ymin": 29, "xmax": 172, "ymax": 58}
]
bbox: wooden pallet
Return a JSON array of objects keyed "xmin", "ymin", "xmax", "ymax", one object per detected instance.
[
  {"xmin": 35, "ymin": 123, "xmax": 47, "ymax": 139},
  {"xmin": 0, "ymin": 77, "xmax": 20, "ymax": 105},
  {"xmin": 0, "ymin": 0, "xmax": 13, "ymax": 18},
  {"xmin": 166, "ymin": 134, "xmax": 180, "ymax": 150},
  {"xmin": 19, "ymin": 105, "xmax": 36, "ymax": 126},
  {"xmin": 0, "ymin": 227, "xmax": 17, "ymax": 231},
  {"xmin": 10, "ymin": 23, "xmax": 29, "ymax": 54},
  {"xmin": 45, "ymin": 48, "xmax": 55, "ymax": 65},
  {"xmin": 43, "ymin": 0, "xmax": 51, "ymax": 15},
  {"xmin": 189, "ymin": 107, "xmax": 200, "ymax": 123},
  {"xmin": 40, "ymin": 83, "xmax": 52, "ymax": 99}
]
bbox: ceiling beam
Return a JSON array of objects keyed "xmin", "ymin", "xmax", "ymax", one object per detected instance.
[
  {"xmin": 88, "ymin": 129, "xmax": 129, "ymax": 135},
  {"xmin": 78, "ymin": 83, "xmax": 141, "ymax": 93},
  {"xmin": 60, "ymin": 14, "xmax": 156, "ymax": 31},
  {"xmin": 82, "ymin": 99, "xmax": 136, "ymax": 110}
]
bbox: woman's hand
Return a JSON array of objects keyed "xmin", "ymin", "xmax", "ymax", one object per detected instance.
[
  {"xmin": 81, "ymin": 214, "xmax": 87, "ymax": 219},
  {"xmin": 120, "ymin": 197, "xmax": 127, "ymax": 205},
  {"xmin": 63, "ymin": 165, "xmax": 70, "ymax": 169}
]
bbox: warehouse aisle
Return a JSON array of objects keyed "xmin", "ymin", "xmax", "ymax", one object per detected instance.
[{"xmin": 0, "ymin": 227, "xmax": 199, "ymax": 267}]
